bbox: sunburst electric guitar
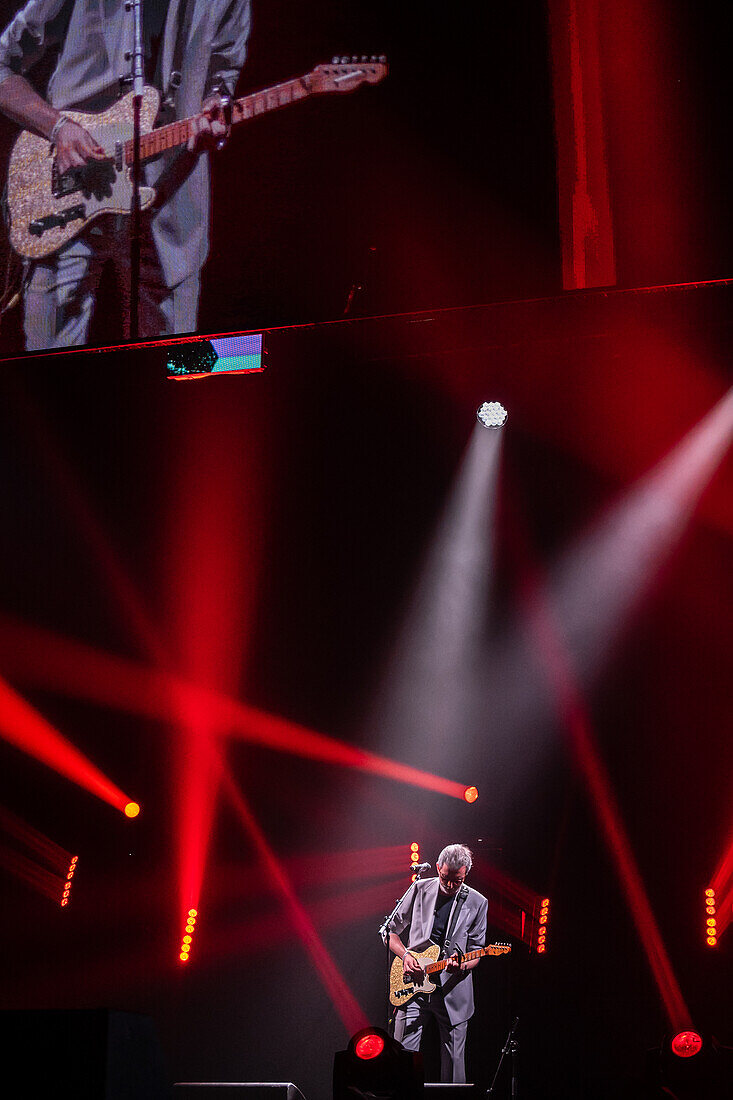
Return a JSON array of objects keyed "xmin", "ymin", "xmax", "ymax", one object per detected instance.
[
  {"xmin": 4, "ymin": 57, "xmax": 387, "ymax": 260},
  {"xmin": 389, "ymin": 942, "xmax": 511, "ymax": 1006}
]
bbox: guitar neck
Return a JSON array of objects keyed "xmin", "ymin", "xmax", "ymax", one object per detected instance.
[
  {"xmin": 124, "ymin": 75, "xmax": 314, "ymax": 164},
  {"xmin": 424, "ymin": 946, "xmax": 492, "ymax": 975}
]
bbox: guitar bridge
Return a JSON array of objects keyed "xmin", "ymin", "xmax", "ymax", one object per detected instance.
[
  {"xmin": 28, "ymin": 204, "xmax": 86, "ymax": 237},
  {"xmin": 51, "ymin": 163, "xmax": 84, "ymax": 198}
]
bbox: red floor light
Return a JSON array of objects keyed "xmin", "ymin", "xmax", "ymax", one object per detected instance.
[
  {"xmin": 671, "ymin": 1031, "xmax": 703, "ymax": 1058},
  {"xmin": 355, "ymin": 1033, "xmax": 385, "ymax": 1060},
  {"xmin": 463, "ymin": 785, "xmax": 479, "ymax": 803}
]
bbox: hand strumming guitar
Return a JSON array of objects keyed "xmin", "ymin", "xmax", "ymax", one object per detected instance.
[
  {"xmin": 402, "ymin": 951, "xmax": 425, "ymax": 981},
  {"xmin": 53, "ymin": 119, "xmax": 106, "ymax": 173}
]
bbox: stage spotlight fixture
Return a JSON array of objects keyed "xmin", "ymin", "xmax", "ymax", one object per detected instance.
[
  {"xmin": 649, "ymin": 1032, "xmax": 733, "ymax": 1098},
  {"xmin": 463, "ymin": 785, "xmax": 479, "ymax": 803},
  {"xmin": 477, "ymin": 401, "xmax": 508, "ymax": 428},
  {"xmin": 671, "ymin": 1032, "xmax": 703, "ymax": 1058},
  {"xmin": 124, "ymin": 802, "xmax": 140, "ymax": 818},
  {"xmin": 333, "ymin": 1025, "xmax": 422, "ymax": 1100},
  {"xmin": 355, "ymin": 1032, "xmax": 385, "ymax": 1060}
]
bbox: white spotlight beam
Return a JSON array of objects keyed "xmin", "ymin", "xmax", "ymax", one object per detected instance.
[
  {"xmin": 546, "ymin": 387, "xmax": 733, "ymax": 683},
  {"xmin": 368, "ymin": 423, "xmax": 505, "ymax": 769}
]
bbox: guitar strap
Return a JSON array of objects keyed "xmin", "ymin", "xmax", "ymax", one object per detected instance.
[
  {"xmin": 163, "ymin": 0, "xmax": 195, "ymax": 111},
  {"xmin": 443, "ymin": 884, "xmax": 469, "ymax": 958}
]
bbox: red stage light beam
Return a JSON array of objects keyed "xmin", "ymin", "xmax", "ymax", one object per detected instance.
[
  {"xmin": 544, "ymin": 387, "xmax": 733, "ymax": 692},
  {"xmin": 0, "ymin": 803, "xmax": 71, "ymax": 872},
  {"xmin": 0, "ymin": 843, "xmax": 65, "ymax": 903},
  {"xmin": 0, "ymin": 617, "xmax": 468, "ymax": 799},
  {"xmin": 0, "ymin": 675, "xmax": 137, "ymax": 814},
  {"xmin": 518, "ymin": 566, "xmax": 692, "ymax": 1033},
  {"xmin": 164, "ymin": 396, "xmax": 268, "ymax": 935},
  {"xmin": 222, "ymin": 768, "xmax": 368, "ymax": 1036}
]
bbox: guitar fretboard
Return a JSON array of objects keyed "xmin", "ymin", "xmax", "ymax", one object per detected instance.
[
  {"xmin": 124, "ymin": 76, "xmax": 314, "ymax": 164},
  {"xmin": 424, "ymin": 945, "xmax": 508, "ymax": 974}
]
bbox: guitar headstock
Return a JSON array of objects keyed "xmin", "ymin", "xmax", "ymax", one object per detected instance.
[{"xmin": 310, "ymin": 56, "xmax": 388, "ymax": 94}]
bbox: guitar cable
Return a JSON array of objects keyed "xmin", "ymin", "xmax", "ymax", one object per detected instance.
[{"xmin": 0, "ymin": 246, "xmax": 22, "ymax": 321}]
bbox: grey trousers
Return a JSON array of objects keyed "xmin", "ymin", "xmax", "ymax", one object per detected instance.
[
  {"xmin": 23, "ymin": 217, "xmax": 200, "ymax": 351},
  {"xmin": 394, "ymin": 994, "xmax": 470, "ymax": 1083}
]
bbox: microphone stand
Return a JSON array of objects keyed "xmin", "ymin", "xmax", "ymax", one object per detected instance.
[
  {"xmin": 487, "ymin": 1016, "xmax": 519, "ymax": 1098},
  {"xmin": 378, "ymin": 866, "xmax": 431, "ymax": 1032},
  {"xmin": 128, "ymin": 0, "xmax": 144, "ymax": 340}
]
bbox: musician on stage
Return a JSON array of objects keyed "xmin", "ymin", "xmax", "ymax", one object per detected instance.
[
  {"xmin": 383, "ymin": 843, "xmax": 489, "ymax": 1083},
  {"xmin": 0, "ymin": 0, "xmax": 251, "ymax": 349}
]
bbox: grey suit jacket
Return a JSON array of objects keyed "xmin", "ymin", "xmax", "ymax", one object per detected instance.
[
  {"xmin": 386, "ymin": 876, "xmax": 489, "ymax": 1025},
  {"xmin": 0, "ymin": 0, "xmax": 251, "ymax": 288}
]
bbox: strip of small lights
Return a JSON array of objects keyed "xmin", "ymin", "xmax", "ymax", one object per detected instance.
[
  {"xmin": 60, "ymin": 855, "xmax": 79, "ymax": 908},
  {"xmin": 704, "ymin": 887, "xmax": 717, "ymax": 947},
  {"xmin": 410, "ymin": 842, "xmax": 420, "ymax": 882},
  {"xmin": 535, "ymin": 896, "xmax": 550, "ymax": 954},
  {"xmin": 179, "ymin": 908, "xmax": 198, "ymax": 962}
]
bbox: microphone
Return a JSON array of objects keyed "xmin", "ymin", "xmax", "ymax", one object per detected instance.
[{"xmin": 411, "ymin": 862, "xmax": 431, "ymax": 873}]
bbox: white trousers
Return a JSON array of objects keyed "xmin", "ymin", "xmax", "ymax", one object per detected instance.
[
  {"xmin": 394, "ymin": 994, "xmax": 470, "ymax": 1083},
  {"xmin": 23, "ymin": 217, "xmax": 200, "ymax": 350}
]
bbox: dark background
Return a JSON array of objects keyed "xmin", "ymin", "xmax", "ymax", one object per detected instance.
[{"xmin": 0, "ymin": 2, "xmax": 732, "ymax": 1099}]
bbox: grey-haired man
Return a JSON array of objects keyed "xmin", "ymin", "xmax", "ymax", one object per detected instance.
[{"xmin": 384, "ymin": 843, "xmax": 489, "ymax": 1083}]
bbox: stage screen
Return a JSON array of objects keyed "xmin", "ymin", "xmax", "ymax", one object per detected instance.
[{"xmin": 0, "ymin": 0, "xmax": 562, "ymax": 357}]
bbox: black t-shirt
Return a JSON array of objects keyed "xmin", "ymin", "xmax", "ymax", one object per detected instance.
[{"xmin": 430, "ymin": 890, "xmax": 454, "ymax": 950}]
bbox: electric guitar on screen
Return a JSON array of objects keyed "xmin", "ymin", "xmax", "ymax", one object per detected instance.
[
  {"xmin": 389, "ymin": 942, "xmax": 511, "ymax": 1006},
  {"xmin": 3, "ymin": 57, "xmax": 388, "ymax": 260}
]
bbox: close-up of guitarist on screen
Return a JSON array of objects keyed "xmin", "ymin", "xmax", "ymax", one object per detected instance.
[
  {"xmin": 382, "ymin": 843, "xmax": 493, "ymax": 1084},
  {"xmin": 0, "ymin": 0, "xmax": 250, "ymax": 350}
]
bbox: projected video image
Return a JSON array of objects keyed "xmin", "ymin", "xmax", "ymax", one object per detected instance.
[
  {"xmin": 0, "ymin": 2, "xmax": 572, "ymax": 359},
  {"xmin": 0, "ymin": 1, "xmax": 392, "ymax": 355}
]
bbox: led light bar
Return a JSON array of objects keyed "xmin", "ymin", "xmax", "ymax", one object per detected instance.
[
  {"xmin": 179, "ymin": 907, "xmax": 198, "ymax": 962},
  {"xmin": 535, "ymin": 896, "xmax": 550, "ymax": 954},
  {"xmin": 61, "ymin": 855, "xmax": 79, "ymax": 908}
]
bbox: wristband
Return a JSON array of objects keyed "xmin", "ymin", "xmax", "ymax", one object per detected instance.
[{"xmin": 49, "ymin": 114, "xmax": 71, "ymax": 146}]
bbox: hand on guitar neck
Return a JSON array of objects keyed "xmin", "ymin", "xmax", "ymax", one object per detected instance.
[{"xmin": 187, "ymin": 93, "xmax": 232, "ymax": 154}]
